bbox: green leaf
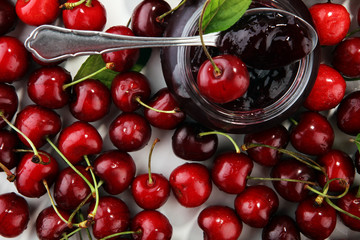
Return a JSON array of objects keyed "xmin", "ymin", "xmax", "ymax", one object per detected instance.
[
  {"xmin": 202, "ymin": 0, "xmax": 252, "ymax": 34},
  {"xmin": 356, "ymin": 133, "xmax": 360, "ymax": 153}
]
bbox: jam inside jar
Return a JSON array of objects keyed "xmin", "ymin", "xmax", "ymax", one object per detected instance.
[{"xmin": 160, "ymin": 0, "xmax": 320, "ymax": 133}]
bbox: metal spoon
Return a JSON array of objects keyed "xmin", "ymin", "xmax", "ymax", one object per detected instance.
[{"xmin": 25, "ymin": 7, "xmax": 318, "ymax": 64}]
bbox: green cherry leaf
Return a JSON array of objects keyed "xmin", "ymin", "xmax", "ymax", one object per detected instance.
[
  {"xmin": 202, "ymin": 0, "xmax": 252, "ymax": 34},
  {"xmin": 355, "ymin": 133, "xmax": 360, "ymax": 153}
]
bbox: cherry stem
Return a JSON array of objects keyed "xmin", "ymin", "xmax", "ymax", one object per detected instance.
[
  {"xmin": 156, "ymin": 0, "xmax": 187, "ymax": 22},
  {"xmin": 346, "ymin": 27, "xmax": 360, "ymax": 38},
  {"xmin": 135, "ymin": 96, "xmax": 181, "ymax": 114},
  {"xmin": 60, "ymin": 228, "xmax": 82, "ymax": 240},
  {"xmin": 246, "ymin": 176, "xmax": 318, "ymax": 186},
  {"xmin": 199, "ymin": 131, "xmax": 240, "ymax": 153},
  {"xmin": 349, "ymin": 136, "xmax": 360, "ymax": 152},
  {"xmin": 305, "ymin": 178, "xmax": 349, "ymax": 204},
  {"xmin": 288, "ymin": 117, "xmax": 298, "ymax": 126},
  {"xmin": 77, "ymin": 211, "xmax": 93, "ymax": 240},
  {"xmin": 325, "ymin": 197, "xmax": 360, "ymax": 221},
  {"xmin": 84, "ymin": 155, "xmax": 99, "ymax": 223},
  {"xmin": 100, "ymin": 230, "xmax": 142, "ymax": 240},
  {"xmin": 0, "ymin": 161, "xmax": 15, "ymax": 182},
  {"xmin": 61, "ymin": 0, "xmax": 86, "ymax": 9},
  {"xmin": 85, "ymin": 0, "xmax": 92, "ymax": 7},
  {"xmin": 148, "ymin": 138, "xmax": 160, "ymax": 185}
]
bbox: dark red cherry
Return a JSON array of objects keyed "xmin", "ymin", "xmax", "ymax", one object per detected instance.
[
  {"xmin": 58, "ymin": 121, "xmax": 103, "ymax": 165},
  {"xmin": 332, "ymin": 37, "xmax": 360, "ymax": 78},
  {"xmin": 88, "ymin": 196, "xmax": 130, "ymax": 240},
  {"xmin": 144, "ymin": 88, "xmax": 186, "ymax": 130},
  {"xmin": 262, "ymin": 215, "xmax": 300, "ymax": 240},
  {"xmin": 0, "ymin": 0, "xmax": 17, "ymax": 35},
  {"xmin": 36, "ymin": 206, "xmax": 71, "ymax": 240},
  {"xmin": 109, "ymin": 112, "xmax": 151, "ymax": 152},
  {"xmin": 94, "ymin": 150, "xmax": 136, "ymax": 195},
  {"xmin": 69, "ymin": 79, "xmax": 111, "ymax": 122},
  {"xmin": 15, "ymin": 0, "xmax": 60, "ymax": 26},
  {"xmin": 27, "ymin": 66, "xmax": 72, "ymax": 109},
  {"xmin": 15, "ymin": 151, "xmax": 59, "ymax": 198},
  {"xmin": 243, "ymin": 124, "xmax": 289, "ymax": 167},
  {"xmin": 0, "ymin": 192, "xmax": 29, "ymax": 238},
  {"xmin": 336, "ymin": 91, "xmax": 360, "ymax": 136},
  {"xmin": 172, "ymin": 122, "xmax": 218, "ymax": 161},
  {"xmin": 101, "ymin": 26, "xmax": 140, "ymax": 72},
  {"xmin": 198, "ymin": 205, "xmax": 243, "ymax": 240},
  {"xmin": 14, "ymin": 104, "xmax": 62, "ymax": 148},
  {"xmin": 0, "ymin": 83, "xmax": 18, "ymax": 128},
  {"xmin": 234, "ymin": 185, "xmax": 279, "ymax": 228},
  {"xmin": 337, "ymin": 186, "xmax": 360, "ymax": 231},
  {"xmin": 131, "ymin": 210, "xmax": 173, "ymax": 240},
  {"xmin": 0, "ymin": 129, "xmax": 19, "ymax": 170},
  {"xmin": 131, "ymin": 0, "xmax": 171, "ymax": 37},
  {"xmin": 169, "ymin": 162, "xmax": 212, "ymax": 208}
]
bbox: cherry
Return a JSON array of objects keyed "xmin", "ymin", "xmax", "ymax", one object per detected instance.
[
  {"xmin": 171, "ymin": 122, "xmax": 218, "ymax": 161},
  {"xmin": 303, "ymin": 64, "xmax": 346, "ymax": 111},
  {"xmin": 197, "ymin": 205, "xmax": 243, "ymax": 240},
  {"xmin": 109, "ymin": 112, "xmax": 151, "ymax": 152},
  {"xmin": 0, "ymin": 36, "xmax": 28, "ymax": 83},
  {"xmin": 94, "ymin": 150, "xmax": 136, "ymax": 195},
  {"xmin": 101, "ymin": 26, "xmax": 140, "ymax": 72},
  {"xmin": 27, "ymin": 66, "xmax": 72, "ymax": 109},
  {"xmin": 111, "ymin": 71, "xmax": 151, "ymax": 112},
  {"xmin": 0, "ymin": 129, "xmax": 19, "ymax": 171},
  {"xmin": 197, "ymin": 54, "xmax": 249, "ymax": 104},
  {"xmin": 15, "ymin": 151, "xmax": 59, "ymax": 198},
  {"xmin": 290, "ymin": 111, "xmax": 334, "ymax": 156},
  {"xmin": 234, "ymin": 185, "xmax": 279, "ymax": 228},
  {"xmin": 15, "ymin": 0, "xmax": 60, "ymax": 26},
  {"xmin": 262, "ymin": 215, "xmax": 300, "ymax": 240},
  {"xmin": 87, "ymin": 196, "xmax": 130, "ymax": 240},
  {"xmin": 309, "ymin": 2, "xmax": 350, "ymax": 46},
  {"xmin": 211, "ymin": 152, "xmax": 253, "ymax": 194},
  {"xmin": 131, "ymin": 210, "xmax": 173, "ymax": 240},
  {"xmin": 336, "ymin": 91, "xmax": 360, "ymax": 136},
  {"xmin": 169, "ymin": 162, "xmax": 212, "ymax": 208},
  {"xmin": 62, "ymin": 0, "xmax": 107, "ymax": 31},
  {"xmin": 332, "ymin": 37, "xmax": 360, "ymax": 78},
  {"xmin": 295, "ymin": 195, "xmax": 337, "ymax": 240},
  {"xmin": 0, "ymin": 192, "xmax": 29, "ymax": 238},
  {"xmin": 243, "ymin": 124, "xmax": 289, "ymax": 167},
  {"xmin": 131, "ymin": 0, "xmax": 171, "ymax": 37},
  {"xmin": 0, "ymin": 83, "xmax": 18, "ymax": 128},
  {"xmin": 69, "ymin": 79, "xmax": 111, "ymax": 122},
  {"xmin": 337, "ymin": 186, "xmax": 360, "ymax": 231},
  {"xmin": 36, "ymin": 206, "xmax": 71, "ymax": 240},
  {"xmin": 0, "ymin": 0, "xmax": 17, "ymax": 35},
  {"xmin": 58, "ymin": 121, "xmax": 103, "ymax": 165}
]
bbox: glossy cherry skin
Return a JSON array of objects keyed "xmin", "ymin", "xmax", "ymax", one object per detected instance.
[
  {"xmin": 309, "ymin": 3, "xmax": 350, "ymax": 46},
  {"xmin": 131, "ymin": 173, "xmax": 170, "ymax": 210},
  {"xmin": 262, "ymin": 215, "xmax": 300, "ymax": 240},
  {"xmin": 211, "ymin": 152, "xmax": 253, "ymax": 194},
  {"xmin": 317, "ymin": 149, "xmax": 355, "ymax": 192},
  {"xmin": 109, "ymin": 112, "xmax": 151, "ymax": 152},
  {"xmin": 243, "ymin": 124, "xmax": 289, "ymax": 167},
  {"xmin": 54, "ymin": 165, "xmax": 92, "ymax": 211},
  {"xmin": 69, "ymin": 79, "xmax": 111, "ymax": 122},
  {"xmin": 0, "ymin": 192, "xmax": 29, "ymax": 238},
  {"xmin": 14, "ymin": 104, "xmax": 62, "ymax": 148},
  {"xmin": 0, "ymin": 83, "xmax": 18, "ymax": 128},
  {"xmin": 131, "ymin": 0, "xmax": 171, "ymax": 37},
  {"xmin": 27, "ymin": 66, "xmax": 72, "ymax": 109},
  {"xmin": 15, "ymin": 151, "xmax": 59, "ymax": 198},
  {"xmin": 131, "ymin": 210, "xmax": 173, "ymax": 240},
  {"xmin": 111, "ymin": 71, "xmax": 151, "ymax": 112},
  {"xmin": 169, "ymin": 163, "xmax": 212, "ymax": 208},
  {"xmin": 101, "ymin": 26, "xmax": 140, "ymax": 72},
  {"xmin": 271, "ymin": 158, "xmax": 316, "ymax": 202},
  {"xmin": 62, "ymin": 0, "xmax": 106, "ymax": 31},
  {"xmin": 0, "ymin": 0, "xmax": 17, "ymax": 35},
  {"xmin": 295, "ymin": 196, "xmax": 337, "ymax": 240},
  {"xmin": 144, "ymin": 88, "xmax": 186, "ymax": 130},
  {"xmin": 290, "ymin": 111, "xmax": 334, "ymax": 156},
  {"xmin": 332, "ymin": 37, "xmax": 360, "ymax": 78},
  {"xmin": 94, "ymin": 150, "xmax": 136, "ymax": 195},
  {"xmin": 36, "ymin": 206, "xmax": 71, "ymax": 240},
  {"xmin": 336, "ymin": 91, "xmax": 360, "ymax": 135},
  {"xmin": 172, "ymin": 122, "xmax": 218, "ymax": 161},
  {"xmin": 88, "ymin": 196, "xmax": 130, "ymax": 240},
  {"xmin": 16, "ymin": 0, "xmax": 60, "ymax": 26},
  {"xmin": 0, "ymin": 36, "xmax": 28, "ymax": 83},
  {"xmin": 0, "ymin": 129, "xmax": 19, "ymax": 170},
  {"xmin": 303, "ymin": 64, "xmax": 346, "ymax": 111},
  {"xmin": 58, "ymin": 121, "xmax": 103, "ymax": 165},
  {"xmin": 234, "ymin": 185, "xmax": 279, "ymax": 228},
  {"xmin": 337, "ymin": 186, "xmax": 360, "ymax": 231},
  {"xmin": 197, "ymin": 54, "xmax": 250, "ymax": 104},
  {"xmin": 198, "ymin": 205, "xmax": 242, "ymax": 240}
]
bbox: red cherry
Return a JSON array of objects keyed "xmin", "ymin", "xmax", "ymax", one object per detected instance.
[
  {"xmin": 0, "ymin": 129, "xmax": 19, "ymax": 171},
  {"xmin": 234, "ymin": 185, "xmax": 279, "ymax": 228},
  {"xmin": 197, "ymin": 54, "xmax": 249, "ymax": 104},
  {"xmin": 303, "ymin": 64, "xmax": 346, "ymax": 111},
  {"xmin": 262, "ymin": 215, "xmax": 300, "ymax": 240},
  {"xmin": 169, "ymin": 162, "xmax": 212, "ymax": 208},
  {"xmin": 309, "ymin": 2, "xmax": 350, "ymax": 46},
  {"xmin": 332, "ymin": 37, "xmax": 360, "ymax": 78},
  {"xmin": 337, "ymin": 186, "xmax": 360, "ymax": 231},
  {"xmin": 0, "ymin": 0, "xmax": 17, "ymax": 35},
  {"xmin": 94, "ymin": 150, "xmax": 136, "ymax": 195},
  {"xmin": 36, "ymin": 206, "xmax": 71, "ymax": 240},
  {"xmin": 0, "ymin": 83, "xmax": 18, "ymax": 128},
  {"xmin": 0, "ymin": 192, "xmax": 29, "ymax": 238},
  {"xmin": 16, "ymin": 0, "xmax": 59, "ymax": 26},
  {"xmin": 58, "ymin": 121, "xmax": 103, "ymax": 165},
  {"xmin": 336, "ymin": 91, "xmax": 360, "ymax": 135},
  {"xmin": 198, "ymin": 205, "xmax": 243, "ymax": 240}
]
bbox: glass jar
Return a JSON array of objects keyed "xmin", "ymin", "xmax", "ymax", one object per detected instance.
[{"xmin": 160, "ymin": 0, "xmax": 320, "ymax": 133}]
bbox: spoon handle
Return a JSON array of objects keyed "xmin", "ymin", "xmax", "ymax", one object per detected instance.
[{"xmin": 25, "ymin": 25, "xmax": 218, "ymax": 63}]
